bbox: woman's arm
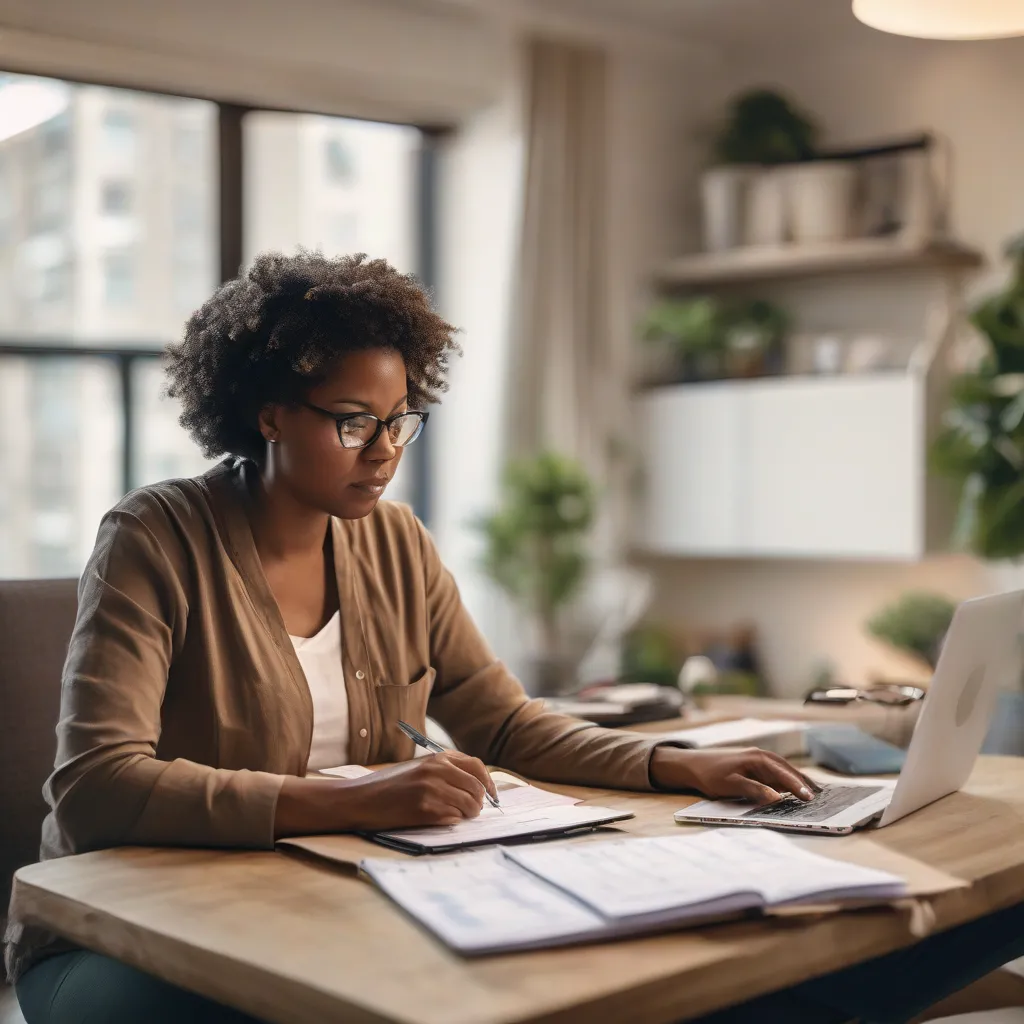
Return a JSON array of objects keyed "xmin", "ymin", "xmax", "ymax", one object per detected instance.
[
  {"xmin": 50, "ymin": 502, "xmax": 502, "ymax": 850},
  {"xmin": 415, "ymin": 514, "xmax": 813, "ymax": 800},
  {"xmin": 46, "ymin": 506, "xmax": 284, "ymax": 853}
]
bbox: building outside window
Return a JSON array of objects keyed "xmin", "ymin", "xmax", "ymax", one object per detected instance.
[
  {"xmin": 101, "ymin": 180, "xmax": 132, "ymax": 215},
  {"xmin": 0, "ymin": 73, "xmax": 433, "ymax": 579},
  {"xmin": 103, "ymin": 249, "xmax": 135, "ymax": 306}
]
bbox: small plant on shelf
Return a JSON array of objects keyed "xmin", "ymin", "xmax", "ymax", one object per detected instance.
[
  {"xmin": 867, "ymin": 591, "xmax": 957, "ymax": 672},
  {"xmin": 931, "ymin": 231, "xmax": 1024, "ymax": 560},
  {"xmin": 640, "ymin": 297, "xmax": 726, "ymax": 382},
  {"xmin": 640, "ymin": 296, "xmax": 789, "ymax": 382},
  {"xmin": 713, "ymin": 88, "xmax": 819, "ymax": 166}
]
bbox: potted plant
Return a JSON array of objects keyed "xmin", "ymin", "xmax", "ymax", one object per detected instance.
[
  {"xmin": 867, "ymin": 592, "xmax": 957, "ymax": 673},
  {"xmin": 475, "ymin": 452, "xmax": 596, "ymax": 696},
  {"xmin": 641, "ymin": 296, "xmax": 789, "ymax": 381},
  {"xmin": 704, "ymin": 88, "xmax": 819, "ymax": 250},
  {"xmin": 640, "ymin": 297, "xmax": 727, "ymax": 382},
  {"xmin": 931, "ymin": 232, "xmax": 1024, "ymax": 559},
  {"xmin": 722, "ymin": 298, "xmax": 790, "ymax": 377}
]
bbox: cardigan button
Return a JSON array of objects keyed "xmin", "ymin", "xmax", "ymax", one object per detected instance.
[
  {"xmin": 355, "ymin": 670, "xmax": 365, "ymax": 680},
  {"xmin": 359, "ymin": 728, "xmax": 368, "ymax": 738}
]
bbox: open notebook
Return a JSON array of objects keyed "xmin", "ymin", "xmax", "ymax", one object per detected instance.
[
  {"xmin": 316, "ymin": 765, "xmax": 633, "ymax": 854},
  {"xmin": 360, "ymin": 828, "xmax": 907, "ymax": 955}
]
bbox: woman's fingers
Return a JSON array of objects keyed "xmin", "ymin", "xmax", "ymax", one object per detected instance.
[
  {"xmin": 444, "ymin": 751, "xmax": 499, "ymax": 803},
  {"xmin": 762, "ymin": 749, "xmax": 823, "ymax": 793},
  {"xmin": 724, "ymin": 773, "xmax": 782, "ymax": 805},
  {"xmin": 746, "ymin": 751, "xmax": 815, "ymax": 801}
]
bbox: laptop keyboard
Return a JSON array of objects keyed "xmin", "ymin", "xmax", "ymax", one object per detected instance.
[{"xmin": 740, "ymin": 785, "xmax": 885, "ymax": 824}]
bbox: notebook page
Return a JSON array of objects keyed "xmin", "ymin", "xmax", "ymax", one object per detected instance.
[
  {"xmin": 504, "ymin": 829, "xmax": 906, "ymax": 918},
  {"xmin": 376, "ymin": 796, "xmax": 624, "ymax": 850},
  {"xmin": 361, "ymin": 848, "xmax": 606, "ymax": 953}
]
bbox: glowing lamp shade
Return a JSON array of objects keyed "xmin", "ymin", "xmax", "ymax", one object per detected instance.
[{"xmin": 853, "ymin": 0, "xmax": 1024, "ymax": 40}]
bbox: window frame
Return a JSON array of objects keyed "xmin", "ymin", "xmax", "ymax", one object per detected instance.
[{"xmin": 0, "ymin": 77, "xmax": 446, "ymax": 532}]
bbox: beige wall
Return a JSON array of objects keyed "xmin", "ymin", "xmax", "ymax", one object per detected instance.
[{"xmin": 642, "ymin": 28, "xmax": 1024, "ymax": 695}]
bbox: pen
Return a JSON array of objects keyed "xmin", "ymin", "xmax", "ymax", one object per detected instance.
[{"xmin": 396, "ymin": 720, "xmax": 502, "ymax": 811}]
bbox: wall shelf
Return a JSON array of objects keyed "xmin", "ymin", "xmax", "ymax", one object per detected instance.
[{"xmin": 655, "ymin": 238, "xmax": 983, "ymax": 289}]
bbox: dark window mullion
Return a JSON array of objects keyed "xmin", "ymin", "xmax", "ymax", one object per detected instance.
[
  {"xmin": 218, "ymin": 104, "xmax": 246, "ymax": 284},
  {"xmin": 118, "ymin": 355, "xmax": 134, "ymax": 494}
]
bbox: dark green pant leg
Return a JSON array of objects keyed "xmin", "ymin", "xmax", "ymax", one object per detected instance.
[
  {"xmin": 695, "ymin": 900, "xmax": 1024, "ymax": 1024},
  {"xmin": 798, "ymin": 899, "xmax": 1024, "ymax": 1024},
  {"xmin": 16, "ymin": 951, "xmax": 266, "ymax": 1024}
]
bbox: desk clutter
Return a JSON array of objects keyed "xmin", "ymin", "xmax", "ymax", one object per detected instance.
[{"xmin": 359, "ymin": 829, "xmax": 909, "ymax": 956}]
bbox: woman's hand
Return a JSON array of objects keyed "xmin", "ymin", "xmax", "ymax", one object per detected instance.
[
  {"xmin": 275, "ymin": 752, "xmax": 499, "ymax": 837},
  {"xmin": 649, "ymin": 746, "xmax": 821, "ymax": 805}
]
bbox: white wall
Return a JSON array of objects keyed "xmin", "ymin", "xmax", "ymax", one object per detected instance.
[{"xmin": 645, "ymin": 28, "xmax": 1024, "ymax": 695}]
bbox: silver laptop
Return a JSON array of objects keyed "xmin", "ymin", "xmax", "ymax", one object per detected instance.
[{"xmin": 675, "ymin": 590, "xmax": 1024, "ymax": 836}]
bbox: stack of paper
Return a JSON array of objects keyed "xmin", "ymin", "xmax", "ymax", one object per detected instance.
[
  {"xmin": 660, "ymin": 718, "xmax": 808, "ymax": 757},
  {"xmin": 360, "ymin": 829, "xmax": 907, "ymax": 955},
  {"xmin": 314, "ymin": 766, "xmax": 633, "ymax": 853},
  {"xmin": 371, "ymin": 781, "xmax": 633, "ymax": 853}
]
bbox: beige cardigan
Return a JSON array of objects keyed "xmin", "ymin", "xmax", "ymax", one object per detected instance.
[{"xmin": 6, "ymin": 458, "xmax": 672, "ymax": 980}]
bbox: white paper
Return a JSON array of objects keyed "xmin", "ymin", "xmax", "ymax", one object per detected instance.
[
  {"xmin": 362, "ymin": 848, "xmax": 606, "ymax": 953},
  {"xmin": 661, "ymin": 718, "xmax": 807, "ymax": 749},
  {"xmin": 362, "ymin": 830, "xmax": 907, "ymax": 955},
  {"xmin": 376, "ymin": 783, "xmax": 624, "ymax": 849},
  {"xmin": 505, "ymin": 829, "xmax": 905, "ymax": 917}
]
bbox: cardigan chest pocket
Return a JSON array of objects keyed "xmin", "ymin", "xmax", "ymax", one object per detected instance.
[{"xmin": 375, "ymin": 666, "xmax": 436, "ymax": 761}]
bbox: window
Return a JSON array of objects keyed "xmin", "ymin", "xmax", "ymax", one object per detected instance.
[
  {"xmin": 37, "ymin": 261, "xmax": 71, "ymax": 304},
  {"xmin": 103, "ymin": 249, "xmax": 135, "ymax": 306},
  {"xmin": 39, "ymin": 112, "xmax": 70, "ymax": 160},
  {"xmin": 0, "ymin": 72, "xmax": 434, "ymax": 579},
  {"xmin": 330, "ymin": 210, "xmax": 359, "ymax": 251},
  {"xmin": 324, "ymin": 136, "xmax": 356, "ymax": 185},
  {"xmin": 173, "ymin": 187, "xmax": 203, "ymax": 232},
  {"xmin": 102, "ymin": 109, "xmax": 135, "ymax": 157},
  {"xmin": 32, "ymin": 179, "xmax": 67, "ymax": 234},
  {"xmin": 173, "ymin": 123, "xmax": 203, "ymax": 167},
  {"xmin": 245, "ymin": 113, "xmax": 419, "ymax": 270},
  {"xmin": 101, "ymin": 180, "xmax": 132, "ymax": 215}
]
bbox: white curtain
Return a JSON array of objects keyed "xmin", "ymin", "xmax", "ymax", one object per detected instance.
[
  {"xmin": 509, "ymin": 37, "xmax": 612, "ymax": 475},
  {"xmin": 507, "ymin": 37, "xmax": 641, "ymax": 681}
]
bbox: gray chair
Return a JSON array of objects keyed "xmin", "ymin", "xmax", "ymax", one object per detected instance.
[
  {"xmin": 0, "ymin": 578, "xmax": 78, "ymax": 920},
  {"xmin": 0, "ymin": 578, "xmax": 78, "ymax": 1024}
]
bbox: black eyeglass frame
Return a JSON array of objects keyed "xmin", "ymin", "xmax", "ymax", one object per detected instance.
[
  {"xmin": 299, "ymin": 401, "xmax": 429, "ymax": 450},
  {"xmin": 804, "ymin": 683, "xmax": 926, "ymax": 708}
]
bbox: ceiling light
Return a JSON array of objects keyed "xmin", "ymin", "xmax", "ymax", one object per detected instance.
[{"xmin": 853, "ymin": 0, "xmax": 1024, "ymax": 40}]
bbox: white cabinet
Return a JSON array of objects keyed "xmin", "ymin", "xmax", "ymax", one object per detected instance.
[{"xmin": 633, "ymin": 374, "xmax": 947, "ymax": 560}]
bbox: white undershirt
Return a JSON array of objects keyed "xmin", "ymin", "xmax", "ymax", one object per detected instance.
[{"xmin": 289, "ymin": 610, "xmax": 349, "ymax": 771}]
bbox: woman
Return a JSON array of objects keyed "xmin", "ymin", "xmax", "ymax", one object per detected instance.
[{"xmin": 7, "ymin": 253, "xmax": 1022, "ymax": 1024}]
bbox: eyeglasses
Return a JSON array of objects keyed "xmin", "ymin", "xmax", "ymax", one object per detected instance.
[
  {"xmin": 299, "ymin": 402, "xmax": 428, "ymax": 450},
  {"xmin": 804, "ymin": 683, "xmax": 926, "ymax": 708}
]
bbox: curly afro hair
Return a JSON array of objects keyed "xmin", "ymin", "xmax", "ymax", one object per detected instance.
[{"xmin": 165, "ymin": 251, "xmax": 460, "ymax": 463}]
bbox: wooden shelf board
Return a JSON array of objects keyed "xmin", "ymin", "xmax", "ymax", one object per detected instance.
[{"xmin": 656, "ymin": 238, "xmax": 983, "ymax": 288}]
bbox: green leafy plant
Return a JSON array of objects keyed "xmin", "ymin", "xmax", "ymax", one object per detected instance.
[
  {"xmin": 640, "ymin": 296, "xmax": 789, "ymax": 381},
  {"xmin": 931, "ymin": 232, "xmax": 1024, "ymax": 559},
  {"xmin": 714, "ymin": 88, "xmax": 819, "ymax": 166},
  {"xmin": 641, "ymin": 297, "xmax": 724, "ymax": 354},
  {"xmin": 867, "ymin": 592, "xmax": 957, "ymax": 671},
  {"xmin": 475, "ymin": 453, "xmax": 596, "ymax": 660}
]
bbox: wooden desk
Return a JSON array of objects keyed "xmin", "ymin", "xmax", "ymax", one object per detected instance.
[{"xmin": 13, "ymin": 757, "xmax": 1024, "ymax": 1024}]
